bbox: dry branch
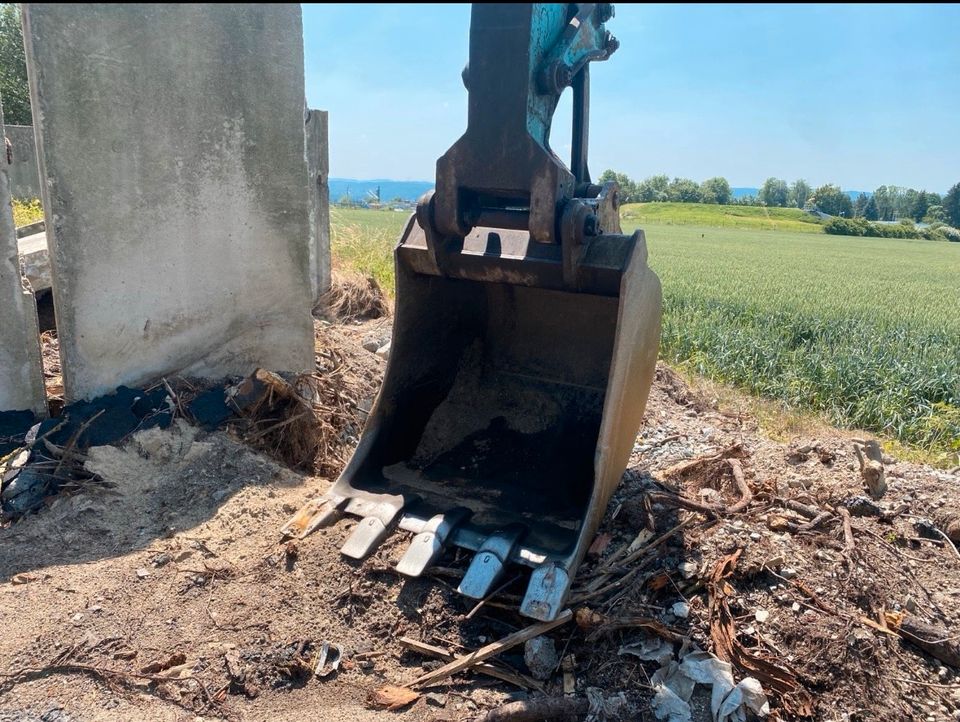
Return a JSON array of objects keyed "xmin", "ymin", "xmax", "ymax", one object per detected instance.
[
  {"xmin": 407, "ymin": 610, "xmax": 572, "ymax": 689},
  {"xmin": 476, "ymin": 696, "xmax": 590, "ymax": 722},
  {"xmin": 398, "ymin": 637, "xmax": 542, "ymax": 691}
]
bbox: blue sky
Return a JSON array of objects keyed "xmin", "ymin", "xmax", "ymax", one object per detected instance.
[{"xmin": 303, "ymin": 4, "xmax": 960, "ymax": 192}]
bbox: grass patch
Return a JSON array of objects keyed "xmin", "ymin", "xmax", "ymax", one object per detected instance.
[
  {"xmin": 621, "ymin": 202, "xmax": 824, "ymax": 233},
  {"xmin": 327, "ymin": 208, "xmax": 960, "ymax": 465},
  {"xmin": 329, "ymin": 207, "xmax": 405, "ymax": 295},
  {"xmin": 12, "ymin": 197, "xmax": 43, "ymax": 227}
]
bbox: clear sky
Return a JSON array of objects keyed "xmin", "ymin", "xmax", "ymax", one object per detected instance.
[{"xmin": 303, "ymin": 3, "xmax": 960, "ymax": 192}]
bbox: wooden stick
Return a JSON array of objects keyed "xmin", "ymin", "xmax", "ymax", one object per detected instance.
[
  {"xmin": 648, "ymin": 491, "xmax": 720, "ymax": 519},
  {"xmin": 896, "ymin": 617, "xmax": 960, "ymax": 669},
  {"xmin": 466, "ymin": 574, "xmax": 522, "ymax": 620},
  {"xmin": 399, "ymin": 637, "xmax": 543, "ymax": 692},
  {"xmin": 838, "ymin": 507, "xmax": 855, "ymax": 553},
  {"xmin": 798, "ymin": 510, "xmax": 834, "ymax": 532},
  {"xmin": 406, "ymin": 610, "xmax": 572, "ymax": 689},
  {"xmin": 777, "ymin": 498, "xmax": 821, "ymax": 520},
  {"xmin": 53, "ymin": 409, "xmax": 104, "ymax": 478},
  {"xmin": 603, "ymin": 518, "xmax": 697, "ymax": 572},
  {"xmin": 726, "ymin": 458, "xmax": 753, "ymax": 514},
  {"xmin": 476, "ymin": 696, "xmax": 590, "ymax": 722}
]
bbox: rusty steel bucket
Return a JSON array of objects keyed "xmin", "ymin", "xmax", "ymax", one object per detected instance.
[{"xmin": 284, "ymin": 208, "xmax": 661, "ymax": 620}]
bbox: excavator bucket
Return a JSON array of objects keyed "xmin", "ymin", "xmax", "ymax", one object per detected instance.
[{"xmin": 285, "ymin": 3, "xmax": 662, "ymax": 620}]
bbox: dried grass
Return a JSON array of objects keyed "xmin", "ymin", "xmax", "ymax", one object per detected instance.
[
  {"xmin": 233, "ymin": 324, "xmax": 380, "ymax": 477},
  {"xmin": 317, "ymin": 270, "xmax": 390, "ymax": 323}
]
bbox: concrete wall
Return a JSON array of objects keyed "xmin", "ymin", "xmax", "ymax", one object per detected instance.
[
  {"xmin": 4, "ymin": 125, "xmax": 41, "ymax": 201},
  {"xmin": 305, "ymin": 108, "xmax": 330, "ymax": 303},
  {"xmin": 0, "ymin": 108, "xmax": 46, "ymax": 414},
  {"xmin": 23, "ymin": 3, "xmax": 314, "ymax": 401}
]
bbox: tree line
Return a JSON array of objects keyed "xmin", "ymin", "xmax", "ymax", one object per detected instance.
[{"xmin": 600, "ymin": 169, "xmax": 960, "ymax": 228}]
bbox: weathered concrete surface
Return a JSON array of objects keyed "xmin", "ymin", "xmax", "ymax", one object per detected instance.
[
  {"xmin": 17, "ymin": 230, "xmax": 50, "ymax": 293},
  {"xmin": 23, "ymin": 4, "xmax": 314, "ymax": 401},
  {"xmin": 305, "ymin": 108, "xmax": 331, "ymax": 303},
  {"xmin": 0, "ymin": 109, "xmax": 46, "ymax": 414},
  {"xmin": 3, "ymin": 125, "xmax": 41, "ymax": 201}
]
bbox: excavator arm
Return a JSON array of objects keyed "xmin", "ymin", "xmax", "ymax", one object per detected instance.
[{"xmin": 284, "ymin": 2, "xmax": 662, "ymax": 621}]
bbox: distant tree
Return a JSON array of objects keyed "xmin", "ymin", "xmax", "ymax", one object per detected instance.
[
  {"xmin": 903, "ymin": 188, "xmax": 921, "ymax": 222},
  {"xmin": 872, "ymin": 186, "xmax": 893, "ymax": 220},
  {"xmin": 922, "ymin": 205, "xmax": 946, "ymax": 224},
  {"xmin": 944, "ymin": 182, "xmax": 960, "ymax": 227},
  {"xmin": 853, "ymin": 193, "xmax": 869, "ymax": 218},
  {"xmin": 789, "ymin": 179, "xmax": 811, "ymax": 209},
  {"xmin": 872, "ymin": 184, "xmax": 923, "ymax": 220},
  {"xmin": 735, "ymin": 194, "xmax": 758, "ymax": 206},
  {"xmin": 911, "ymin": 190, "xmax": 938, "ymax": 222},
  {"xmin": 699, "ymin": 177, "xmax": 731, "ymax": 205},
  {"xmin": 0, "ymin": 4, "xmax": 31, "ymax": 125},
  {"xmin": 759, "ymin": 177, "xmax": 789, "ymax": 207},
  {"xmin": 863, "ymin": 194, "xmax": 879, "ymax": 221},
  {"xmin": 667, "ymin": 177, "xmax": 702, "ymax": 203},
  {"xmin": 810, "ymin": 184, "xmax": 853, "ymax": 217},
  {"xmin": 636, "ymin": 174, "xmax": 669, "ymax": 202},
  {"xmin": 599, "ymin": 169, "xmax": 639, "ymax": 203}
]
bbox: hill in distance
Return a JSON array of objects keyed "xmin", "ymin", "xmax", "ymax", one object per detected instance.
[
  {"xmin": 330, "ymin": 178, "xmax": 871, "ymax": 204},
  {"xmin": 732, "ymin": 187, "xmax": 870, "ymax": 201},
  {"xmin": 329, "ymin": 178, "xmax": 433, "ymax": 204}
]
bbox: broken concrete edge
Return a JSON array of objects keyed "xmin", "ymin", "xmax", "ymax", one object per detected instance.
[
  {"xmin": 0, "ymin": 103, "xmax": 47, "ymax": 417},
  {"xmin": 306, "ymin": 107, "xmax": 331, "ymax": 304},
  {"xmin": 3, "ymin": 124, "xmax": 42, "ymax": 201},
  {"xmin": 17, "ymin": 230, "xmax": 49, "ymax": 292},
  {"xmin": 15, "ymin": 219, "xmax": 44, "ymax": 239}
]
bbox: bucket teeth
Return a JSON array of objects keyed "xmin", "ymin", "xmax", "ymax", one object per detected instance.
[
  {"xmin": 457, "ymin": 525, "xmax": 525, "ymax": 599},
  {"xmin": 280, "ymin": 495, "xmax": 344, "ymax": 539},
  {"xmin": 395, "ymin": 507, "xmax": 471, "ymax": 578},
  {"xmin": 341, "ymin": 511, "xmax": 396, "ymax": 559},
  {"xmin": 520, "ymin": 562, "xmax": 570, "ymax": 622}
]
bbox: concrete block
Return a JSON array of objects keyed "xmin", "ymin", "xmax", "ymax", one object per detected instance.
[
  {"xmin": 305, "ymin": 108, "xmax": 331, "ymax": 303},
  {"xmin": 3, "ymin": 125, "xmax": 41, "ymax": 201},
  {"xmin": 23, "ymin": 4, "xmax": 314, "ymax": 401},
  {"xmin": 17, "ymin": 230, "xmax": 50, "ymax": 293},
  {"xmin": 0, "ymin": 109, "xmax": 45, "ymax": 414}
]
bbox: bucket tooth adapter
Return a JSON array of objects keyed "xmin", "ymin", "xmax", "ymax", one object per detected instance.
[{"xmin": 285, "ymin": 2, "xmax": 662, "ymax": 621}]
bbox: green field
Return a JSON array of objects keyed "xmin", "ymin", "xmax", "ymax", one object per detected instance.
[
  {"xmin": 331, "ymin": 206, "xmax": 960, "ymax": 459},
  {"xmin": 621, "ymin": 202, "xmax": 825, "ymax": 233}
]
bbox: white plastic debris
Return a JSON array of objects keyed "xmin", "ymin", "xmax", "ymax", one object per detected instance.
[
  {"xmin": 646, "ymin": 646, "xmax": 770, "ymax": 722},
  {"xmin": 755, "ymin": 609, "xmax": 770, "ymax": 623},
  {"xmin": 718, "ymin": 676, "xmax": 770, "ymax": 722},
  {"xmin": 652, "ymin": 683, "xmax": 692, "ymax": 722}
]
